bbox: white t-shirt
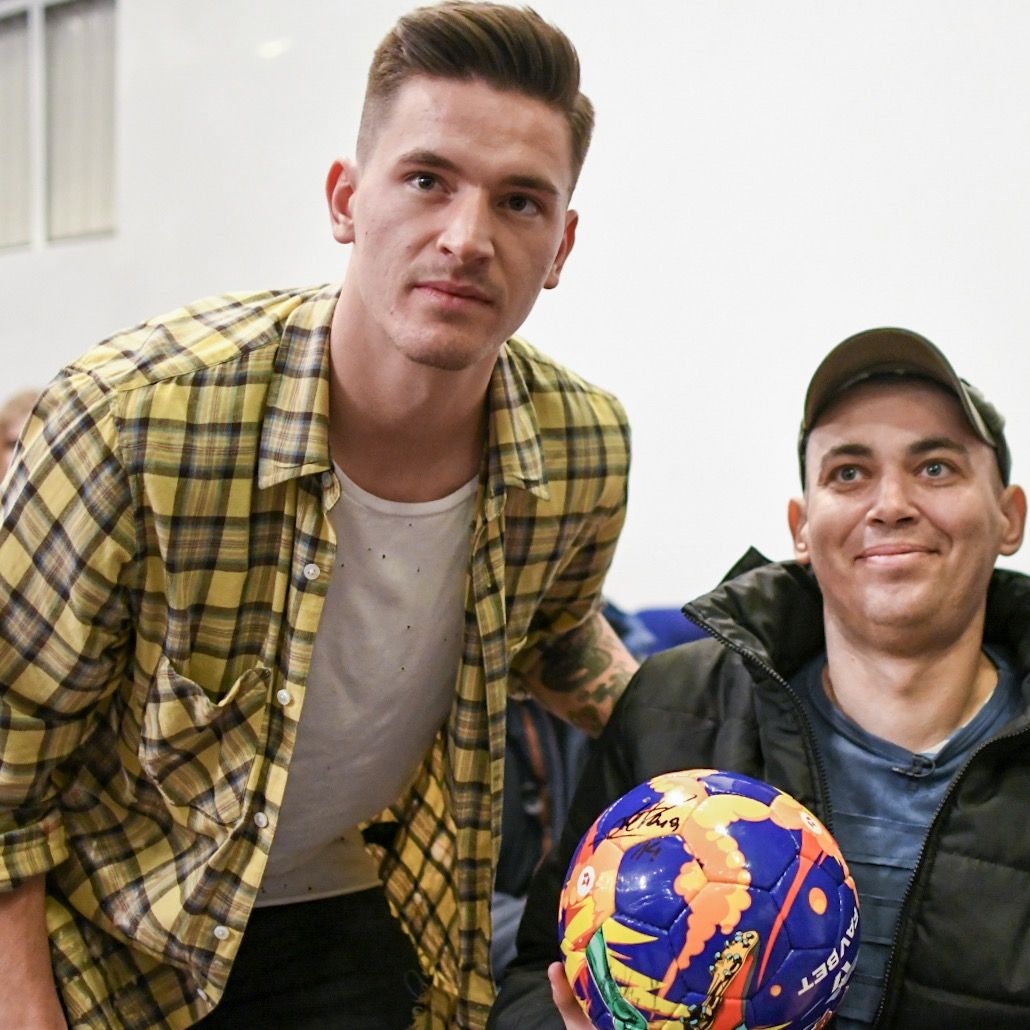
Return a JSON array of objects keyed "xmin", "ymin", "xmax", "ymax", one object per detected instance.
[{"xmin": 257, "ymin": 465, "xmax": 478, "ymax": 906}]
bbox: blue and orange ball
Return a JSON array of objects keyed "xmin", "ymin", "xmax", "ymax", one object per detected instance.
[{"xmin": 558, "ymin": 769, "xmax": 860, "ymax": 1030}]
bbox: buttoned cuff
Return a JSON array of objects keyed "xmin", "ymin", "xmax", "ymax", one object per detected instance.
[{"xmin": 0, "ymin": 808, "xmax": 70, "ymax": 890}]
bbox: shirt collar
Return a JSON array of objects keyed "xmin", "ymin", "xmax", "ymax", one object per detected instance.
[
  {"xmin": 481, "ymin": 340, "xmax": 551, "ymax": 514},
  {"xmin": 258, "ymin": 292, "xmax": 551, "ymax": 504},
  {"xmin": 257, "ymin": 285, "xmax": 338, "ymax": 490}
]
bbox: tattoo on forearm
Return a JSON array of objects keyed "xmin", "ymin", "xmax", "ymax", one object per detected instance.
[
  {"xmin": 538, "ymin": 617, "xmax": 609, "ymax": 696},
  {"xmin": 518, "ymin": 612, "xmax": 639, "ymax": 736},
  {"xmin": 565, "ymin": 673, "xmax": 630, "ymax": 737}
]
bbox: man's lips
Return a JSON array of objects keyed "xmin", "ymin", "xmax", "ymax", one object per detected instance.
[
  {"xmin": 414, "ymin": 280, "xmax": 493, "ymax": 305},
  {"xmin": 856, "ymin": 543, "xmax": 936, "ymax": 561}
]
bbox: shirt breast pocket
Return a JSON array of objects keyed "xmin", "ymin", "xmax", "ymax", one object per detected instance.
[{"xmin": 138, "ymin": 654, "xmax": 270, "ymax": 831}]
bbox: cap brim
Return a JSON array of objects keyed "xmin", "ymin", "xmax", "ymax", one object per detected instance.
[{"xmin": 802, "ymin": 327, "xmax": 994, "ymax": 446}]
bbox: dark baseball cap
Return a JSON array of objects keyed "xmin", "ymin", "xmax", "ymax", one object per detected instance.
[{"xmin": 798, "ymin": 327, "xmax": 1010, "ymax": 485}]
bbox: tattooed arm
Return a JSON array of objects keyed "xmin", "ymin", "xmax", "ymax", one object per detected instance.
[{"xmin": 513, "ymin": 609, "xmax": 639, "ymax": 737}]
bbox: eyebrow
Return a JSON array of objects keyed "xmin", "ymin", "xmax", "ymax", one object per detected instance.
[
  {"xmin": 398, "ymin": 149, "xmax": 458, "ymax": 173},
  {"xmin": 908, "ymin": 436, "xmax": 970, "ymax": 458},
  {"xmin": 818, "ymin": 443, "xmax": 872, "ymax": 472},
  {"xmin": 396, "ymin": 149, "xmax": 561, "ymax": 197},
  {"xmin": 816, "ymin": 436, "xmax": 971, "ymax": 476}
]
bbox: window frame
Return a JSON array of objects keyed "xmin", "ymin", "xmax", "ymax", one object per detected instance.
[{"xmin": 0, "ymin": 0, "xmax": 116, "ymax": 251}]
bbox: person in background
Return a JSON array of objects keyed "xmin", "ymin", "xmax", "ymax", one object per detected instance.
[
  {"xmin": 0, "ymin": 4, "xmax": 636, "ymax": 1028},
  {"xmin": 492, "ymin": 328, "xmax": 1030, "ymax": 1030},
  {"xmin": 0, "ymin": 387, "xmax": 38, "ymax": 483}
]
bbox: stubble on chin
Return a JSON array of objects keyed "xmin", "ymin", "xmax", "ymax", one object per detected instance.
[{"xmin": 394, "ymin": 329, "xmax": 503, "ymax": 374}]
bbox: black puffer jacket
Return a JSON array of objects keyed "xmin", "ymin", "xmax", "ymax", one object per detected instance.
[{"xmin": 490, "ymin": 551, "xmax": 1030, "ymax": 1029}]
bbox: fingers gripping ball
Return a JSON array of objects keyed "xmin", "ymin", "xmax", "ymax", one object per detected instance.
[{"xmin": 557, "ymin": 770, "xmax": 860, "ymax": 1030}]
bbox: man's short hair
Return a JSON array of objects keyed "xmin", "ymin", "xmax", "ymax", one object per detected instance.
[
  {"xmin": 797, "ymin": 327, "xmax": 1011, "ymax": 487},
  {"xmin": 358, "ymin": 1, "xmax": 594, "ymax": 189}
]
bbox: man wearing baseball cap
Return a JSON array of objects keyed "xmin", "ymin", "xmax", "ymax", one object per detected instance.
[{"xmin": 492, "ymin": 328, "xmax": 1030, "ymax": 1029}]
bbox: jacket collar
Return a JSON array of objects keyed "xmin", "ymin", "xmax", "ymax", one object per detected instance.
[
  {"xmin": 985, "ymin": 569, "xmax": 1030, "ymax": 675},
  {"xmin": 684, "ymin": 549, "xmax": 1030, "ymax": 684},
  {"xmin": 682, "ymin": 551, "xmax": 825, "ymax": 682}
]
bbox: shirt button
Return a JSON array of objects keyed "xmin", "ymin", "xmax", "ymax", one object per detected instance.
[
  {"xmin": 197, "ymin": 988, "xmax": 209, "ymax": 1002},
  {"xmin": 302, "ymin": 562, "xmax": 321, "ymax": 581},
  {"xmin": 321, "ymin": 471, "xmax": 334, "ymax": 488},
  {"xmin": 253, "ymin": 811, "xmax": 269, "ymax": 829},
  {"xmin": 213, "ymin": 925, "xmax": 231, "ymax": 941},
  {"xmin": 276, "ymin": 688, "xmax": 292, "ymax": 706}
]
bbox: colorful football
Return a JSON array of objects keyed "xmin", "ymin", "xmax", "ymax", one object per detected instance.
[{"xmin": 558, "ymin": 769, "xmax": 859, "ymax": 1030}]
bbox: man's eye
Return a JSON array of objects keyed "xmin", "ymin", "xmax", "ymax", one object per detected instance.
[
  {"xmin": 923, "ymin": 460, "xmax": 950, "ymax": 478},
  {"xmin": 835, "ymin": 466, "xmax": 860, "ymax": 483},
  {"xmin": 506, "ymin": 194, "xmax": 540, "ymax": 215},
  {"xmin": 411, "ymin": 173, "xmax": 437, "ymax": 191}
]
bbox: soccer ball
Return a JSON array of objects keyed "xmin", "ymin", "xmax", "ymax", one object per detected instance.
[{"xmin": 558, "ymin": 769, "xmax": 859, "ymax": 1030}]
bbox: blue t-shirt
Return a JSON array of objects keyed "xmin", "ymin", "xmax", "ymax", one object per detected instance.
[{"xmin": 791, "ymin": 648, "xmax": 1021, "ymax": 1029}]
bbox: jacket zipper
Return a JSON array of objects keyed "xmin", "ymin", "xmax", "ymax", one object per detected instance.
[
  {"xmin": 683, "ymin": 605, "xmax": 1030, "ymax": 1026},
  {"xmin": 681, "ymin": 604, "xmax": 836, "ymax": 832},
  {"xmin": 870, "ymin": 720, "xmax": 1030, "ymax": 1027}
]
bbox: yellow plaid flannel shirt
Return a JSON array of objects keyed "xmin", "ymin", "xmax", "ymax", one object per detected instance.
[{"xmin": 0, "ymin": 284, "xmax": 630, "ymax": 1029}]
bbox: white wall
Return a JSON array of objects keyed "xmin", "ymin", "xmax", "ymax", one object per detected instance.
[{"xmin": 3, "ymin": 0, "xmax": 1030, "ymax": 608}]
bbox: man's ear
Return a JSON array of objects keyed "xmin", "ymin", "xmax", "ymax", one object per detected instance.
[
  {"xmin": 787, "ymin": 496, "xmax": 812, "ymax": 564},
  {"xmin": 543, "ymin": 209, "xmax": 578, "ymax": 290},
  {"xmin": 998, "ymin": 484, "xmax": 1028, "ymax": 557},
  {"xmin": 326, "ymin": 159, "xmax": 358, "ymax": 245}
]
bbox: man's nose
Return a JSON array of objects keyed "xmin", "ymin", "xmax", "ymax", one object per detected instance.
[
  {"xmin": 867, "ymin": 470, "xmax": 918, "ymax": 525},
  {"xmin": 437, "ymin": 189, "xmax": 495, "ymax": 263}
]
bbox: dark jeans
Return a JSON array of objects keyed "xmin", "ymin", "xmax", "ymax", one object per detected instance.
[{"xmin": 193, "ymin": 888, "xmax": 424, "ymax": 1029}]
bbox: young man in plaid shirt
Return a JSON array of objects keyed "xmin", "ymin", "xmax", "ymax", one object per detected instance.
[{"xmin": 0, "ymin": 4, "xmax": 634, "ymax": 1027}]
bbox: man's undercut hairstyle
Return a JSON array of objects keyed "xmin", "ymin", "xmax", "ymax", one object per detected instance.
[{"xmin": 358, "ymin": 1, "xmax": 594, "ymax": 190}]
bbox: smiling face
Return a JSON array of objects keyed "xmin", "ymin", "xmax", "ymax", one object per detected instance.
[
  {"xmin": 327, "ymin": 75, "xmax": 578, "ymax": 375},
  {"xmin": 789, "ymin": 379, "xmax": 1026, "ymax": 654}
]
